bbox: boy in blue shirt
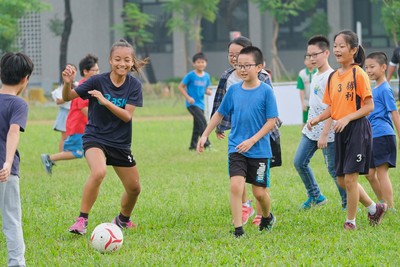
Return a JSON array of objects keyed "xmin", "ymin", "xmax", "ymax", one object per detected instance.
[
  {"xmin": 365, "ymin": 52, "xmax": 400, "ymax": 211},
  {"xmin": 178, "ymin": 52, "xmax": 212, "ymax": 150},
  {"xmin": 198, "ymin": 46, "xmax": 278, "ymax": 237}
]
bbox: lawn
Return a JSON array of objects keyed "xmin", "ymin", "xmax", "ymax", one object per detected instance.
[{"xmin": 1, "ymin": 96, "xmax": 399, "ymax": 266}]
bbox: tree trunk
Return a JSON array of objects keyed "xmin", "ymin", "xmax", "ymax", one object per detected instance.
[
  {"xmin": 194, "ymin": 16, "xmax": 202, "ymax": 53},
  {"xmin": 59, "ymin": 0, "xmax": 72, "ymax": 83},
  {"xmin": 142, "ymin": 46, "xmax": 157, "ymax": 83},
  {"xmin": 271, "ymin": 19, "xmax": 281, "ymax": 81}
]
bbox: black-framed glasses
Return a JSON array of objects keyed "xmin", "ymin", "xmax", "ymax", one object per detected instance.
[
  {"xmin": 304, "ymin": 50, "xmax": 325, "ymax": 60},
  {"xmin": 234, "ymin": 64, "xmax": 257, "ymax": 70},
  {"xmin": 228, "ymin": 53, "xmax": 240, "ymax": 58}
]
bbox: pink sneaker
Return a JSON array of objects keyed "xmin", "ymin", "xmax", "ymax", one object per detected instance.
[
  {"xmin": 252, "ymin": 214, "xmax": 262, "ymax": 226},
  {"xmin": 242, "ymin": 204, "xmax": 254, "ymax": 225},
  {"xmin": 112, "ymin": 215, "xmax": 137, "ymax": 229},
  {"xmin": 69, "ymin": 217, "xmax": 88, "ymax": 235},
  {"xmin": 343, "ymin": 222, "xmax": 357, "ymax": 230},
  {"xmin": 368, "ymin": 203, "xmax": 387, "ymax": 226}
]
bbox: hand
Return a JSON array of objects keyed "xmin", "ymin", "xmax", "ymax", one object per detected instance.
[
  {"xmin": 62, "ymin": 65, "xmax": 76, "ymax": 84},
  {"xmin": 307, "ymin": 118, "xmax": 318, "ymax": 130},
  {"xmin": 188, "ymin": 97, "xmax": 195, "ymax": 105},
  {"xmin": 88, "ymin": 90, "xmax": 107, "ymax": 105},
  {"xmin": 317, "ymin": 135, "xmax": 328, "ymax": 149},
  {"xmin": 333, "ymin": 117, "xmax": 350, "ymax": 133},
  {"xmin": 216, "ymin": 131, "xmax": 225, "ymax": 140},
  {"xmin": 0, "ymin": 162, "xmax": 11, "ymax": 182},
  {"xmin": 236, "ymin": 139, "xmax": 255, "ymax": 153},
  {"xmin": 302, "ymin": 103, "xmax": 308, "ymax": 111},
  {"xmin": 197, "ymin": 136, "xmax": 208, "ymax": 153}
]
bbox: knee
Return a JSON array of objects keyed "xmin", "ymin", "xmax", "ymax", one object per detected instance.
[
  {"xmin": 230, "ymin": 183, "xmax": 242, "ymax": 195},
  {"xmin": 90, "ymin": 168, "xmax": 107, "ymax": 183},
  {"xmin": 127, "ymin": 183, "xmax": 141, "ymax": 196}
]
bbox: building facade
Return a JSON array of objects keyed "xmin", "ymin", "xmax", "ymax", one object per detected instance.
[{"xmin": 23, "ymin": 0, "xmax": 394, "ymax": 92}]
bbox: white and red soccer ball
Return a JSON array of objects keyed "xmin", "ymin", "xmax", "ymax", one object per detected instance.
[{"xmin": 91, "ymin": 223, "xmax": 123, "ymax": 253}]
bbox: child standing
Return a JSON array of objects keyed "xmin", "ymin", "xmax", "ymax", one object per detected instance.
[
  {"xmin": 365, "ymin": 52, "xmax": 400, "ymax": 210},
  {"xmin": 62, "ymin": 40, "xmax": 145, "ymax": 235},
  {"xmin": 0, "ymin": 52, "xmax": 34, "ymax": 266},
  {"xmin": 41, "ymin": 54, "xmax": 99, "ymax": 175},
  {"xmin": 297, "ymin": 57, "xmax": 317, "ymax": 127},
  {"xmin": 178, "ymin": 52, "xmax": 212, "ymax": 150},
  {"xmin": 294, "ymin": 35, "xmax": 347, "ymax": 210},
  {"xmin": 309, "ymin": 30, "xmax": 387, "ymax": 230},
  {"xmin": 198, "ymin": 46, "xmax": 278, "ymax": 237}
]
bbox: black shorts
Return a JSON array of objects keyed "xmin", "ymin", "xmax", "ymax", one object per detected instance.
[
  {"xmin": 228, "ymin": 152, "xmax": 270, "ymax": 188},
  {"xmin": 370, "ymin": 135, "xmax": 397, "ymax": 168},
  {"xmin": 335, "ymin": 117, "xmax": 371, "ymax": 176},
  {"xmin": 83, "ymin": 141, "xmax": 136, "ymax": 167}
]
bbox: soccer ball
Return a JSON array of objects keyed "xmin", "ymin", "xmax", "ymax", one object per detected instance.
[{"xmin": 91, "ymin": 223, "xmax": 123, "ymax": 253}]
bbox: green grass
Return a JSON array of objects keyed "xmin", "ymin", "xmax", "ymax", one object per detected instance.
[{"xmin": 2, "ymin": 100, "xmax": 400, "ymax": 266}]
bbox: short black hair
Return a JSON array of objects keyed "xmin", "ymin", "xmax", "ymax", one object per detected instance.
[
  {"xmin": 228, "ymin": 36, "xmax": 252, "ymax": 49},
  {"xmin": 79, "ymin": 54, "xmax": 98, "ymax": 77},
  {"xmin": 366, "ymin": 52, "xmax": 388, "ymax": 65},
  {"xmin": 0, "ymin": 52, "xmax": 34, "ymax": 85},
  {"xmin": 238, "ymin": 46, "xmax": 264, "ymax": 65},
  {"xmin": 308, "ymin": 35, "xmax": 329, "ymax": 51},
  {"xmin": 192, "ymin": 52, "xmax": 207, "ymax": 63}
]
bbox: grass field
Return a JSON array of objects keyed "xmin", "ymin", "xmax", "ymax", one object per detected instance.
[{"xmin": 1, "ymin": 96, "xmax": 400, "ymax": 266}]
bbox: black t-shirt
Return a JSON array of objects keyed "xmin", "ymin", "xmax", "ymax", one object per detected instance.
[
  {"xmin": 75, "ymin": 72, "xmax": 143, "ymax": 149},
  {"xmin": 389, "ymin": 46, "xmax": 400, "ymax": 83}
]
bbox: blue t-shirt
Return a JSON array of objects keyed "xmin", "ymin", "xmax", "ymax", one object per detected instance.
[
  {"xmin": 217, "ymin": 82, "xmax": 278, "ymax": 158},
  {"xmin": 181, "ymin": 70, "xmax": 210, "ymax": 110},
  {"xmin": 0, "ymin": 94, "xmax": 28, "ymax": 176},
  {"xmin": 75, "ymin": 72, "xmax": 143, "ymax": 149},
  {"xmin": 367, "ymin": 81, "xmax": 397, "ymax": 138}
]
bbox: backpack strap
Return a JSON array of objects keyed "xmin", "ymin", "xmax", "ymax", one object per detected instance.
[
  {"xmin": 327, "ymin": 70, "xmax": 337, "ymax": 95},
  {"xmin": 353, "ymin": 67, "xmax": 361, "ymax": 110}
]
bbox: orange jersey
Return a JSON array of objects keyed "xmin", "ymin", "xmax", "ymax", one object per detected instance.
[{"xmin": 323, "ymin": 65, "xmax": 372, "ymax": 120}]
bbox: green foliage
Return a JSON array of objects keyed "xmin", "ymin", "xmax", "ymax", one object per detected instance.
[
  {"xmin": 371, "ymin": 0, "xmax": 400, "ymax": 45},
  {"xmin": 0, "ymin": 0, "xmax": 50, "ymax": 52},
  {"xmin": 250, "ymin": 0, "xmax": 317, "ymax": 24},
  {"xmin": 5, "ymin": 103, "xmax": 400, "ymax": 265},
  {"xmin": 114, "ymin": 2, "xmax": 154, "ymax": 48},
  {"xmin": 302, "ymin": 10, "xmax": 331, "ymax": 40},
  {"xmin": 48, "ymin": 14, "xmax": 64, "ymax": 37}
]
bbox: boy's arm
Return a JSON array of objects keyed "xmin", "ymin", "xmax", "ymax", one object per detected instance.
[
  {"xmin": 308, "ymin": 106, "xmax": 331, "ymax": 129},
  {"xmin": 0, "ymin": 124, "xmax": 20, "ymax": 182},
  {"xmin": 197, "ymin": 112, "xmax": 223, "ymax": 153},
  {"xmin": 178, "ymin": 82, "xmax": 194, "ymax": 104},
  {"xmin": 317, "ymin": 118, "xmax": 333, "ymax": 149},
  {"xmin": 299, "ymin": 90, "xmax": 306, "ymax": 111},
  {"xmin": 387, "ymin": 65, "xmax": 396, "ymax": 82},
  {"xmin": 236, "ymin": 118, "xmax": 277, "ymax": 154},
  {"xmin": 391, "ymin": 110, "xmax": 400, "ymax": 147},
  {"xmin": 205, "ymin": 87, "xmax": 212, "ymax": 96}
]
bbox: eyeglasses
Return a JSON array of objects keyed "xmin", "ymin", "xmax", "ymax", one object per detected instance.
[
  {"xmin": 228, "ymin": 53, "xmax": 239, "ymax": 58},
  {"xmin": 234, "ymin": 64, "xmax": 257, "ymax": 70},
  {"xmin": 304, "ymin": 50, "xmax": 325, "ymax": 60},
  {"xmin": 89, "ymin": 68, "xmax": 99, "ymax": 72}
]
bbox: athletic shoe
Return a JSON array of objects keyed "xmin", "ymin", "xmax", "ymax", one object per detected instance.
[
  {"xmin": 232, "ymin": 228, "xmax": 245, "ymax": 238},
  {"xmin": 368, "ymin": 203, "xmax": 387, "ymax": 226},
  {"xmin": 69, "ymin": 217, "xmax": 88, "ymax": 235},
  {"xmin": 343, "ymin": 222, "xmax": 357, "ymax": 230},
  {"xmin": 252, "ymin": 214, "xmax": 262, "ymax": 226},
  {"xmin": 41, "ymin": 154, "xmax": 55, "ymax": 175},
  {"xmin": 300, "ymin": 194, "xmax": 328, "ymax": 210},
  {"xmin": 112, "ymin": 215, "xmax": 137, "ymax": 229},
  {"xmin": 242, "ymin": 203, "xmax": 255, "ymax": 225},
  {"xmin": 259, "ymin": 213, "xmax": 276, "ymax": 232}
]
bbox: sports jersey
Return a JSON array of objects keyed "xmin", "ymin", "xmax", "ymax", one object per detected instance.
[
  {"xmin": 217, "ymin": 82, "xmax": 278, "ymax": 158},
  {"xmin": 0, "ymin": 94, "xmax": 28, "ymax": 176},
  {"xmin": 75, "ymin": 72, "xmax": 143, "ymax": 149},
  {"xmin": 181, "ymin": 70, "xmax": 211, "ymax": 110},
  {"xmin": 66, "ymin": 78, "xmax": 88, "ymax": 136},
  {"xmin": 302, "ymin": 68, "xmax": 335, "ymax": 142},
  {"xmin": 323, "ymin": 65, "xmax": 372, "ymax": 120},
  {"xmin": 367, "ymin": 81, "xmax": 397, "ymax": 138},
  {"xmin": 297, "ymin": 68, "xmax": 317, "ymax": 106}
]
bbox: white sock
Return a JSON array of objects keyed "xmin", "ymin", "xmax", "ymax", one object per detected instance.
[
  {"xmin": 242, "ymin": 200, "xmax": 252, "ymax": 207},
  {"xmin": 367, "ymin": 203, "xmax": 377, "ymax": 215},
  {"xmin": 345, "ymin": 218, "xmax": 356, "ymax": 225}
]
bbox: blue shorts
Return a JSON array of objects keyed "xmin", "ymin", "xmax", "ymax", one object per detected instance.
[
  {"xmin": 228, "ymin": 152, "xmax": 270, "ymax": 188},
  {"xmin": 63, "ymin": 134, "xmax": 84, "ymax": 158},
  {"xmin": 370, "ymin": 135, "xmax": 397, "ymax": 168},
  {"xmin": 335, "ymin": 118, "xmax": 372, "ymax": 176}
]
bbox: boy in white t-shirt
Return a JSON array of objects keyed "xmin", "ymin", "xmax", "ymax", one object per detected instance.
[{"xmin": 293, "ymin": 35, "xmax": 347, "ymax": 210}]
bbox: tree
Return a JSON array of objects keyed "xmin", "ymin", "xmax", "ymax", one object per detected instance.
[
  {"xmin": 302, "ymin": 11, "xmax": 330, "ymax": 40},
  {"xmin": 251, "ymin": 0, "xmax": 317, "ymax": 81},
  {"xmin": 164, "ymin": 0, "xmax": 220, "ymax": 53},
  {"xmin": 114, "ymin": 2, "xmax": 157, "ymax": 83},
  {"xmin": 0, "ymin": 0, "xmax": 50, "ymax": 53},
  {"xmin": 371, "ymin": 0, "xmax": 400, "ymax": 46}
]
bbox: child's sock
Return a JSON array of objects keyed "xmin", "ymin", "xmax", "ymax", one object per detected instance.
[
  {"xmin": 234, "ymin": 226, "xmax": 244, "ymax": 237},
  {"xmin": 79, "ymin": 212, "xmax": 89, "ymax": 219},
  {"xmin": 242, "ymin": 200, "xmax": 252, "ymax": 207},
  {"xmin": 345, "ymin": 218, "xmax": 356, "ymax": 226},
  {"xmin": 367, "ymin": 203, "xmax": 377, "ymax": 215},
  {"xmin": 118, "ymin": 213, "xmax": 130, "ymax": 222}
]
